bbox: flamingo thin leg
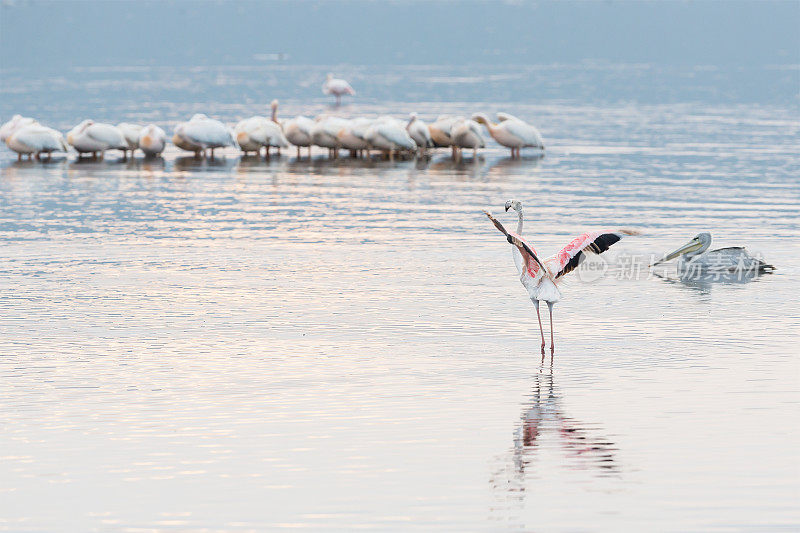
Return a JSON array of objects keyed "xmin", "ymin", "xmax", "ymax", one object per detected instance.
[
  {"xmin": 532, "ymin": 299, "xmax": 545, "ymax": 357},
  {"xmin": 547, "ymin": 301, "xmax": 555, "ymax": 357}
]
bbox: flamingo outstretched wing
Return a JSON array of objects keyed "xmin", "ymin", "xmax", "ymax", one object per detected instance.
[
  {"xmin": 484, "ymin": 211, "xmax": 546, "ymax": 271},
  {"xmin": 551, "ymin": 229, "xmax": 639, "ymax": 279}
]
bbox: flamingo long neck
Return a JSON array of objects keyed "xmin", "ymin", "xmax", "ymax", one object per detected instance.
[{"xmin": 515, "ymin": 208, "xmax": 523, "ymax": 235}]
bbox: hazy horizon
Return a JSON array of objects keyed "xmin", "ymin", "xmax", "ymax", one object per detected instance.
[{"xmin": 1, "ymin": 0, "xmax": 798, "ymax": 69}]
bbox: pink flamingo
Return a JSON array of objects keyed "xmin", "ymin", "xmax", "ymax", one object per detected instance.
[
  {"xmin": 485, "ymin": 203, "xmax": 638, "ymax": 358},
  {"xmin": 322, "ymin": 73, "xmax": 355, "ymax": 106}
]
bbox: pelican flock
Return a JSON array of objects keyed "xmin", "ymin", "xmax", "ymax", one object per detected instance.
[{"xmin": 1, "ymin": 74, "xmax": 548, "ymax": 162}]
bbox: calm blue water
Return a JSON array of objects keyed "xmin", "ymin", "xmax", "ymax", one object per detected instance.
[{"xmin": 0, "ymin": 64, "xmax": 798, "ymax": 531}]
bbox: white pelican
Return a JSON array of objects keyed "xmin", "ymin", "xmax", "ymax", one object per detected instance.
[
  {"xmin": 364, "ymin": 117, "xmax": 416, "ymax": 160},
  {"xmin": 284, "ymin": 115, "xmax": 314, "ymax": 158},
  {"xmin": 485, "ymin": 204, "xmax": 638, "ymax": 357},
  {"xmin": 173, "ymin": 114, "xmax": 234, "ymax": 158},
  {"xmin": 428, "ymin": 115, "xmax": 460, "ymax": 149},
  {"xmin": 234, "ymin": 104, "xmax": 289, "ymax": 158},
  {"xmin": 1, "ymin": 115, "xmax": 38, "ymax": 143},
  {"xmin": 67, "ymin": 120, "xmax": 127, "ymax": 159},
  {"xmin": 5, "ymin": 123, "xmax": 67, "ymax": 161},
  {"xmin": 311, "ymin": 116, "xmax": 350, "ymax": 158},
  {"xmin": 322, "ymin": 73, "xmax": 355, "ymax": 105},
  {"xmin": 337, "ymin": 117, "xmax": 372, "ymax": 157},
  {"xmin": 450, "ymin": 118, "xmax": 485, "ymax": 159},
  {"xmin": 406, "ymin": 113, "xmax": 433, "ymax": 154},
  {"xmin": 472, "ymin": 113, "xmax": 544, "ymax": 157},
  {"xmin": 138, "ymin": 124, "xmax": 167, "ymax": 157},
  {"xmin": 651, "ymin": 232, "xmax": 775, "ymax": 277},
  {"xmin": 117, "ymin": 122, "xmax": 143, "ymax": 159}
]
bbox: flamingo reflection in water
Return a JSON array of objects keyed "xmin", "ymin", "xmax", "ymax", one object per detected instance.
[{"xmin": 491, "ymin": 372, "xmax": 619, "ymax": 500}]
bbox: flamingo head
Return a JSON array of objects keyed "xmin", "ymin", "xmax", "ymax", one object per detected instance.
[{"xmin": 504, "ymin": 199, "xmax": 522, "ymax": 213}]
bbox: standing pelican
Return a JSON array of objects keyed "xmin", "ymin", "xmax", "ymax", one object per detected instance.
[
  {"xmin": 311, "ymin": 116, "xmax": 350, "ymax": 158},
  {"xmin": 117, "ymin": 123, "xmax": 143, "ymax": 159},
  {"xmin": 5, "ymin": 123, "xmax": 67, "ymax": 161},
  {"xmin": 284, "ymin": 115, "xmax": 314, "ymax": 158},
  {"xmin": 485, "ymin": 206, "xmax": 638, "ymax": 357},
  {"xmin": 322, "ymin": 73, "xmax": 355, "ymax": 105},
  {"xmin": 0, "ymin": 115, "xmax": 37, "ymax": 143},
  {"xmin": 651, "ymin": 232, "xmax": 774, "ymax": 276},
  {"xmin": 428, "ymin": 115, "xmax": 461, "ymax": 157},
  {"xmin": 406, "ymin": 113, "xmax": 433, "ymax": 154},
  {"xmin": 138, "ymin": 124, "xmax": 167, "ymax": 157},
  {"xmin": 67, "ymin": 120, "xmax": 127, "ymax": 159},
  {"xmin": 364, "ymin": 116, "xmax": 416, "ymax": 161},
  {"xmin": 234, "ymin": 103, "xmax": 289, "ymax": 159},
  {"xmin": 173, "ymin": 114, "xmax": 234, "ymax": 158},
  {"xmin": 472, "ymin": 113, "xmax": 544, "ymax": 158},
  {"xmin": 450, "ymin": 118, "xmax": 485, "ymax": 159},
  {"xmin": 337, "ymin": 117, "xmax": 372, "ymax": 157}
]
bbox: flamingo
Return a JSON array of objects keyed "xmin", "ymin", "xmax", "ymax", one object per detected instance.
[
  {"xmin": 472, "ymin": 113, "xmax": 544, "ymax": 158},
  {"xmin": 138, "ymin": 124, "xmax": 167, "ymax": 157},
  {"xmin": 651, "ymin": 232, "xmax": 775, "ymax": 277},
  {"xmin": 406, "ymin": 113, "xmax": 434, "ymax": 154},
  {"xmin": 450, "ymin": 118, "xmax": 485, "ymax": 159},
  {"xmin": 67, "ymin": 120, "xmax": 127, "ymax": 159},
  {"xmin": 117, "ymin": 123, "xmax": 143, "ymax": 159},
  {"xmin": 485, "ymin": 201, "xmax": 638, "ymax": 357},
  {"xmin": 284, "ymin": 115, "xmax": 314, "ymax": 158},
  {"xmin": 0, "ymin": 115, "xmax": 38, "ymax": 143},
  {"xmin": 322, "ymin": 73, "xmax": 355, "ymax": 106},
  {"xmin": 5, "ymin": 123, "xmax": 68, "ymax": 161},
  {"xmin": 173, "ymin": 114, "xmax": 234, "ymax": 158}
]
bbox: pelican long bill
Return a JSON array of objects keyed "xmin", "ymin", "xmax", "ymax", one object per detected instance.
[{"xmin": 651, "ymin": 236, "xmax": 704, "ymax": 267}]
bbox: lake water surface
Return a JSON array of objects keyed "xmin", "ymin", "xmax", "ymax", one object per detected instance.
[{"xmin": 0, "ymin": 64, "xmax": 798, "ymax": 531}]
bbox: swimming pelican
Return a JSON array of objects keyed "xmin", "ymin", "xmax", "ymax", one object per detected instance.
[
  {"xmin": 450, "ymin": 118, "xmax": 485, "ymax": 159},
  {"xmin": 322, "ymin": 73, "xmax": 355, "ymax": 105},
  {"xmin": 117, "ymin": 123, "xmax": 143, "ymax": 159},
  {"xmin": 173, "ymin": 114, "xmax": 234, "ymax": 158},
  {"xmin": 472, "ymin": 113, "xmax": 544, "ymax": 158},
  {"xmin": 485, "ymin": 204, "xmax": 638, "ymax": 357},
  {"xmin": 284, "ymin": 115, "xmax": 314, "ymax": 158},
  {"xmin": 406, "ymin": 113, "xmax": 433, "ymax": 154},
  {"xmin": 67, "ymin": 120, "xmax": 127, "ymax": 159},
  {"xmin": 138, "ymin": 124, "xmax": 167, "ymax": 157},
  {"xmin": 364, "ymin": 116, "xmax": 416, "ymax": 161},
  {"xmin": 0, "ymin": 115, "xmax": 38, "ymax": 143},
  {"xmin": 5, "ymin": 123, "xmax": 68, "ymax": 161},
  {"xmin": 651, "ymin": 232, "xmax": 774, "ymax": 277}
]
